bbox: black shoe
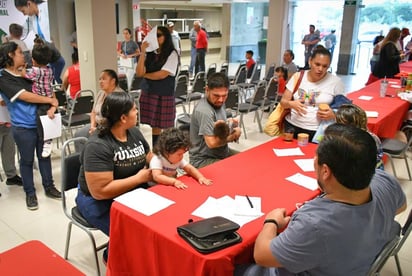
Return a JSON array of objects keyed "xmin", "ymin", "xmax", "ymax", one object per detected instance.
[
  {"xmin": 45, "ymin": 186, "xmax": 62, "ymax": 199},
  {"xmin": 103, "ymin": 248, "xmax": 108, "ymax": 266},
  {"xmin": 26, "ymin": 194, "xmax": 38, "ymax": 210},
  {"xmin": 6, "ymin": 175, "xmax": 23, "ymax": 186}
]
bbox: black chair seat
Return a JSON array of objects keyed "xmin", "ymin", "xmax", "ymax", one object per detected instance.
[
  {"xmin": 177, "ymin": 114, "xmax": 191, "ymax": 125},
  {"xmin": 72, "ymin": 206, "xmax": 95, "ymax": 228},
  {"xmin": 382, "ymin": 139, "xmax": 407, "ymax": 155},
  {"xmin": 62, "ymin": 114, "xmax": 90, "ymax": 127},
  {"xmin": 180, "ymin": 92, "xmax": 202, "ymax": 102},
  {"xmin": 238, "ymin": 103, "xmax": 259, "ymax": 113}
]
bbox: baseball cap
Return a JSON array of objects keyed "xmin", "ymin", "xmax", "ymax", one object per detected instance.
[
  {"xmin": 401, "ymin": 28, "xmax": 410, "ymax": 36},
  {"xmin": 167, "ymin": 22, "xmax": 174, "ymax": 27}
]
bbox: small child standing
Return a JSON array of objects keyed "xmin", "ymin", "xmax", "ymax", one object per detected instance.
[
  {"xmin": 23, "ymin": 44, "xmax": 56, "ymax": 157},
  {"xmin": 150, "ymin": 128, "xmax": 212, "ymax": 189},
  {"xmin": 274, "ymin": 66, "xmax": 288, "ymax": 95}
]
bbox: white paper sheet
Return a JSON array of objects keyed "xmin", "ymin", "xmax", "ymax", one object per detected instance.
[
  {"xmin": 358, "ymin": 95, "xmax": 373, "ymax": 101},
  {"xmin": 114, "ymin": 188, "xmax": 175, "ymax": 216},
  {"xmin": 119, "ymin": 57, "xmax": 134, "ymax": 68},
  {"xmin": 286, "ymin": 173, "xmax": 318, "ymax": 191},
  {"xmin": 273, "ymin": 147, "xmax": 304, "ymax": 157},
  {"xmin": 0, "ymin": 105, "xmax": 11, "ymax": 123},
  {"xmin": 191, "ymin": 196, "xmax": 263, "ymax": 227},
  {"xmin": 40, "ymin": 113, "xmax": 62, "ymax": 140},
  {"xmin": 365, "ymin": 111, "xmax": 379, "ymax": 118},
  {"xmin": 143, "ymin": 26, "xmax": 159, "ymax": 52},
  {"xmin": 234, "ymin": 195, "xmax": 263, "ymax": 217},
  {"xmin": 294, "ymin": 158, "xmax": 315, "ymax": 172}
]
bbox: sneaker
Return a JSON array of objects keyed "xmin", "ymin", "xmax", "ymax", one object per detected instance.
[
  {"xmin": 45, "ymin": 186, "xmax": 62, "ymax": 199},
  {"xmin": 102, "ymin": 248, "xmax": 108, "ymax": 266},
  {"xmin": 6, "ymin": 175, "xmax": 23, "ymax": 186},
  {"xmin": 42, "ymin": 140, "xmax": 53, "ymax": 158},
  {"xmin": 26, "ymin": 194, "xmax": 38, "ymax": 210}
]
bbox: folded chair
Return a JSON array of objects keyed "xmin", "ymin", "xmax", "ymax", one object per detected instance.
[{"xmin": 61, "ymin": 137, "xmax": 108, "ymax": 276}]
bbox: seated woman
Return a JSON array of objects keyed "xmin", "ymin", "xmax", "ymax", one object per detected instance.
[
  {"xmin": 76, "ymin": 92, "xmax": 153, "ymax": 263},
  {"xmin": 280, "ymin": 46, "xmax": 345, "ymax": 141}
]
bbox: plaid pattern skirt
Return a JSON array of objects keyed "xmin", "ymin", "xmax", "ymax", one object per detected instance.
[{"xmin": 139, "ymin": 91, "xmax": 176, "ymax": 128}]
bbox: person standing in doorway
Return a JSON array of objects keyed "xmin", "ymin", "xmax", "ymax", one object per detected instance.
[
  {"xmin": 194, "ymin": 21, "xmax": 208, "ymax": 75},
  {"xmin": 324, "ymin": 29, "xmax": 337, "ymax": 60},
  {"xmin": 301, "ymin": 24, "xmax": 320, "ymax": 70},
  {"xmin": 189, "ymin": 24, "xmax": 197, "ymax": 78}
]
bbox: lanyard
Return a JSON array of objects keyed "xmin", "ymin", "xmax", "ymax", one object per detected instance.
[{"xmin": 36, "ymin": 16, "xmax": 45, "ymax": 40}]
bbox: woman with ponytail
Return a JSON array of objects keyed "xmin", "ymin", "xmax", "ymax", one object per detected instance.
[{"xmin": 76, "ymin": 92, "xmax": 152, "ymax": 263}]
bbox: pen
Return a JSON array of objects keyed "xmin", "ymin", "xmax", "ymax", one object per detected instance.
[{"xmin": 246, "ymin": 195, "xmax": 254, "ymax": 208}]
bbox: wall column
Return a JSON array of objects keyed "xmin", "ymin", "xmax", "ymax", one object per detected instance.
[
  {"xmin": 336, "ymin": 1, "xmax": 362, "ymax": 75},
  {"xmin": 266, "ymin": 0, "xmax": 289, "ymax": 68},
  {"xmin": 75, "ymin": 0, "xmax": 118, "ymax": 93}
]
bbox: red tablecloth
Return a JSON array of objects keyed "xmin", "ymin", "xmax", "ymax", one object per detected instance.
[
  {"xmin": 348, "ymin": 78, "xmax": 410, "ymax": 138},
  {"xmin": 107, "ymin": 138, "xmax": 320, "ymax": 276},
  {"xmin": 399, "ymin": 60, "xmax": 412, "ymax": 73},
  {"xmin": 0, "ymin": 240, "xmax": 85, "ymax": 275}
]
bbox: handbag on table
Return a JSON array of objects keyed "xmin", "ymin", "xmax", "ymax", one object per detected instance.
[
  {"xmin": 177, "ymin": 216, "xmax": 242, "ymax": 254},
  {"xmin": 264, "ymin": 70, "xmax": 304, "ymax": 136}
]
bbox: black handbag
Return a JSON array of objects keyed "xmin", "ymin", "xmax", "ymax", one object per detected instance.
[{"xmin": 177, "ymin": 216, "xmax": 242, "ymax": 254}]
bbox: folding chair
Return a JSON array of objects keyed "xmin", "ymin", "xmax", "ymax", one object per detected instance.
[
  {"xmin": 206, "ymin": 63, "xmax": 217, "ymax": 80},
  {"xmin": 61, "ymin": 90, "xmax": 94, "ymax": 141},
  {"xmin": 367, "ymin": 235, "xmax": 401, "ymax": 276},
  {"xmin": 392, "ymin": 208, "xmax": 412, "ymax": 276},
  {"xmin": 61, "ymin": 137, "xmax": 108, "ymax": 276},
  {"xmin": 382, "ymin": 125, "xmax": 412, "ymax": 180},
  {"xmin": 264, "ymin": 63, "xmax": 276, "ymax": 81},
  {"xmin": 179, "ymin": 71, "xmax": 205, "ymax": 113},
  {"xmin": 175, "ymin": 75, "xmax": 189, "ymax": 115}
]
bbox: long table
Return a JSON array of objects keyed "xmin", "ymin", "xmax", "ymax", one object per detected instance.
[
  {"xmin": 400, "ymin": 60, "xmax": 412, "ymax": 73},
  {"xmin": 107, "ymin": 138, "xmax": 320, "ymax": 276},
  {"xmin": 0, "ymin": 240, "xmax": 85, "ymax": 275},
  {"xmin": 348, "ymin": 78, "xmax": 410, "ymax": 139}
]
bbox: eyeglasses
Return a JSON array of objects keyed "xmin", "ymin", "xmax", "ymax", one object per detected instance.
[{"xmin": 157, "ymin": 33, "xmax": 163, "ymax": 38}]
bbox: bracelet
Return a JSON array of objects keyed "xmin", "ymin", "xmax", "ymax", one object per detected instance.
[{"xmin": 264, "ymin": 219, "xmax": 279, "ymax": 229}]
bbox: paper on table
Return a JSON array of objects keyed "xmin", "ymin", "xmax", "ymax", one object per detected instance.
[
  {"xmin": 390, "ymin": 84, "xmax": 401, "ymax": 88},
  {"xmin": 234, "ymin": 195, "xmax": 263, "ymax": 217},
  {"xmin": 294, "ymin": 158, "xmax": 315, "ymax": 172},
  {"xmin": 358, "ymin": 95, "xmax": 373, "ymax": 101},
  {"xmin": 191, "ymin": 196, "xmax": 263, "ymax": 227},
  {"xmin": 365, "ymin": 111, "xmax": 379, "ymax": 118},
  {"xmin": 286, "ymin": 173, "xmax": 318, "ymax": 191},
  {"xmin": 388, "ymin": 81, "xmax": 398, "ymax": 84},
  {"xmin": 273, "ymin": 147, "xmax": 304, "ymax": 157},
  {"xmin": 40, "ymin": 113, "xmax": 62, "ymax": 140},
  {"xmin": 143, "ymin": 26, "xmax": 159, "ymax": 52},
  {"xmin": 114, "ymin": 188, "xmax": 175, "ymax": 216},
  {"xmin": 0, "ymin": 105, "xmax": 10, "ymax": 122}
]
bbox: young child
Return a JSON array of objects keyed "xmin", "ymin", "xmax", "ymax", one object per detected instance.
[
  {"xmin": 213, "ymin": 118, "xmax": 239, "ymax": 141},
  {"xmin": 274, "ymin": 66, "xmax": 288, "ymax": 95},
  {"xmin": 150, "ymin": 128, "xmax": 212, "ymax": 189},
  {"xmin": 23, "ymin": 43, "xmax": 56, "ymax": 158},
  {"xmin": 245, "ymin": 50, "xmax": 256, "ymax": 78},
  {"xmin": 335, "ymin": 104, "xmax": 384, "ymax": 170}
]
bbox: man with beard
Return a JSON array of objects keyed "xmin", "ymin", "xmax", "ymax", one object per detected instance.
[
  {"xmin": 189, "ymin": 72, "xmax": 241, "ymax": 168},
  {"xmin": 236, "ymin": 124, "xmax": 406, "ymax": 276}
]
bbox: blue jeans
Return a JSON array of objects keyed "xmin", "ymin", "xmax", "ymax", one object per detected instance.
[
  {"xmin": 12, "ymin": 127, "xmax": 54, "ymax": 196},
  {"xmin": 189, "ymin": 47, "xmax": 197, "ymax": 74},
  {"xmin": 50, "ymin": 56, "xmax": 66, "ymax": 84},
  {"xmin": 76, "ymin": 188, "xmax": 112, "ymax": 235},
  {"xmin": 195, "ymin": 48, "xmax": 206, "ymax": 74}
]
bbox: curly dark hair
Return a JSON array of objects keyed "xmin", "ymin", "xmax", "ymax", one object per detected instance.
[
  {"xmin": 153, "ymin": 128, "xmax": 191, "ymax": 157},
  {"xmin": 31, "ymin": 44, "xmax": 52, "ymax": 66}
]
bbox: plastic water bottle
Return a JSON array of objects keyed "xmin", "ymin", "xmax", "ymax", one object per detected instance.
[{"xmin": 380, "ymin": 77, "xmax": 388, "ymax": 97}]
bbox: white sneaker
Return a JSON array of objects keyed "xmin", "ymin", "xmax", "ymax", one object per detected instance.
[{"xmin": 42, "ymin": 140, "xmax": 53, "ymax": 158}]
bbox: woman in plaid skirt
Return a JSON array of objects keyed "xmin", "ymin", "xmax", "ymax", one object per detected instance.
[{"xmin": 136, "ymin": 26, "xmax": 179, "ymax": 147}]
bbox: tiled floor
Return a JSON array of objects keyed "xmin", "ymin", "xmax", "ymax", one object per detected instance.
[{"xmin": 0, "ymin": 53, "xmax": 411, "ymax": 275}]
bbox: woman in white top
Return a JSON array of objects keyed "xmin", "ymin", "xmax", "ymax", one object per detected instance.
[{"xmin": 280, "ymin": 46, "xmax": 345, "ymax": 141}]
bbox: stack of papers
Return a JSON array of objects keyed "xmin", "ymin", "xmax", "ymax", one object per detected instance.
[
  {"xmin": 273, "ymin": 147, "xmax": 304, "ymax": 156},
  {"xmin": 114, "ymin": 188, "xmax": 175, "ymax": 216},
  {"xmin": 191, "ymin": 195, "xmax": 263, "ymax": 227}
]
